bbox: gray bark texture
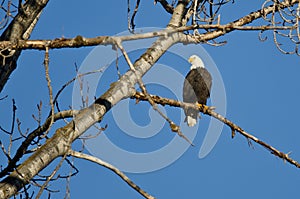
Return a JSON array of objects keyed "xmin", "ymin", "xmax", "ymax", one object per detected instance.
[
  {"xmin": 0, "ymin": 1, "xmax": 188, "ymax": 197},
  {"xmin": 0, "ymin": 0, "xmax": 298, "ymax": 198},
  {"xmin": 0, "ymin": 0, "xmax": 49, "ymax": 93}
]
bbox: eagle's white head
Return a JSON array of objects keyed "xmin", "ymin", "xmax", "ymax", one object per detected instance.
[{"xmin": 188, "ymin": 55, "xmax": 205, "ymax": 70}]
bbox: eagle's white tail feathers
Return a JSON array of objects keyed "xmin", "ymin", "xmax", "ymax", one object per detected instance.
[{"xmin": 186, "ymin": 116, "xmax": 197, "ymax": 127}]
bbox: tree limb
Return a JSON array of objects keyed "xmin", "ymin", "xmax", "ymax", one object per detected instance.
[
  {"xmin": 194, "ymin": 0, "xmax": 299, "ymax": 42},
  {"xmin": 0, "ymin": 3, "xmax": 188, "ymax": 197},
  {"xmin": 154, "ymin": 0, "xmax": 174, "ymax": 14},
  {"xmin": 0, "ymin": 0, "xmax": 299, "ymax": 197},
  {"xmin": 0, "ymin": 110, "xmax": 77, "ymax": 178},
  {"xmin": 132, "ymin": 91, "xmax": 300, "ymax": 169},
  {"xmin": 0, "ymin": 0, "xmax": 49, "ymax": 93},
  {"xmin": 68, "ymin": 150, "xmax": 155, "ymax": 199}
]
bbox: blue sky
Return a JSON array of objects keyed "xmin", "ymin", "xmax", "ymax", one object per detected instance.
[{"xmin": 1, "ymin": 1, "xmax": 300, "ymax": 198}]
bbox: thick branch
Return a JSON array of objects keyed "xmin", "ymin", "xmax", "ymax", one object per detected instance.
[
  {"xmin": 0, "ymin": 110, "xmax": 77, "ymax": 178},
  {"xmin": 132, "ymin": 91, "xmax": 300, "ymax": 169},
  {"xmin": 0, "ymin": 30, "xmax": 179, "ymax": 50},
  {"xmin": 0, "ymin": 0, "xmax": 49, "ymax": 93},
  {"xmin": 0, "ymin": 0, "xmax": 297, "ymax": 51},
  {"xmin": 0, "ymin": 3, "xmax": 187, "ymax": 197},
  {"xmin": 0, "ymin": 24, "xmax": 294, "ymax": 51},
  {"xmin": 0, "ymin": 1, "xmax": 298, "ymax": 197}
]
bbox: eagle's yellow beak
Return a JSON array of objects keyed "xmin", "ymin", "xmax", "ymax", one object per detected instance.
[{"xmin": 188, "ymin": 57, "xmax": 194, "ymax": 63}]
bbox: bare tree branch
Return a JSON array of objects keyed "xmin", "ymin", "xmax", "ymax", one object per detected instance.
[
  {"xmin": 42, "ymin": 47, "xmax": 55, "ymax": 138},
  {"xmin": 0, "ymin": 2, "xmax": 188, "ymax": 196},
  {"xmin": 178, "ymin": 0, "xmax": 299, "ymax": 44},
  {"xmin": 35, "ymin": 154, "xmax": 68, "ymax": 199},
  {"xmin": 0, "ymin": 0, "xmax": 49, "ymax": 93},
  {"xmin": 0, "ymin": 0, "xmax": 299, "ymax": 197},
  {"xmin": 0, "ymin": 0, "xmax": 297, "ymax": 96},
  {"xmin": 128, "ymin": 0, "xmax": 141, "ymax": 32},
  {"xmin": 154, "ymin": 0, "xmax": 174, "ymax": 14},
  {"xmin": 0, "ymin": 24, "xmax": 295, "ymax": 51},
  {"xmin": 68, "ymin": 150, "xmax": 155, "ymax": 199},
  {"xmin": 132, "ymin": 91, "xmax": 300, "ymax": 169},
  {"xmin": 115, "ymin": 30, "xmax": 194, "ymax": 145},
  {"xmin": 0, "ymin": 110, "xmax": 77, "ymax": 178}
]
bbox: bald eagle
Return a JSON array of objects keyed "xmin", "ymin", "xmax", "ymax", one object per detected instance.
[{"xmin": 183, "ymin": 55, "xmax": 212, "ymax": 127}]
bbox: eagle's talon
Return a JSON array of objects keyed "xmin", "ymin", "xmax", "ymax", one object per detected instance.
[{"xmin": 196, "ymin": 103, "xmax": 215, "ymax": 112}]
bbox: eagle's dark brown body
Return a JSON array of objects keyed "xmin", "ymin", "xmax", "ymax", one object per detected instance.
[{"xmin": 183, "ymin": 67, "xmax": 212, "ymax": 126}]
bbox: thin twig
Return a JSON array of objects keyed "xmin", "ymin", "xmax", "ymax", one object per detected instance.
[
  {"xmin": 35, "ymin": 154, "xmax": 68, "ymax": 199},
  {"xmin": 154, "ymin": 0, "xmax": 174, "ymax": 14},
  {"xmin": 0, "ymin": 110, "xmax": 77, "ymax": 178},
  {"xmin": 116, "ymin": 40, "xmax": 194, "ymax": 145},
  {"xmin": 43, "ymin": 46, "xmax": 55, "ymax": 138},
  {"xmin": 0, "ymin": 95, "xmax": 8, "ymax": 100},
  {"xmin": 137, "ymin": 80, "xmax": 194, "ymax": 145},
  {"xmin": 114, "ymin": 39, "xmax": 136, "ymax": 71},
  {"xmin": 53, "ymin": 67, "xmax": 105, "ymax": 113},
  {"xmin": 8, "ymin": 99, "xmax": 17, "ymax": 156},
  {"xmin": 130, "ymin": 0, "xmax": 141, "ymax": 32},
  {"xmin": 0, "ymin": 140, "xmax": 11, "ymax": 161},
  {"xmin": 114, "ymin": 47, "xmax": 121, "ymax": 78}
]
